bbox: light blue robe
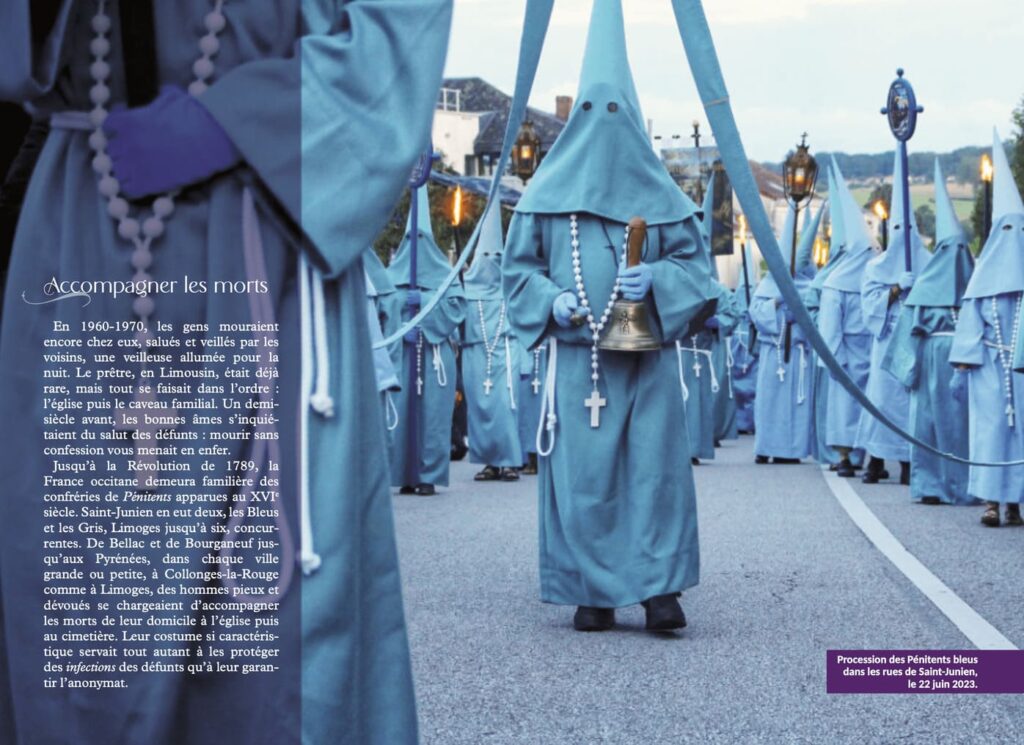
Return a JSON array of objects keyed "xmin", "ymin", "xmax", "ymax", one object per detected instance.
[
  {"xmin": 854, "ymin": 268, "xmax": 911, "ymax": 461},
  {"xmin": 949, "ymin": 294, "xmax": 1024, "ymax": 504},
  {"xmin": 750, "ymin": 285, "xmax": 815, "ymax": 459},
  {"xmin": 818, "ymin": 288, "xmax": 872, "ymax": 449},
  {"xmin": 712, "ymin": 290, "xmax": 740, "ymax": 442},
  {"xmin": 385, "ymin": 286, "xmax": 465, "ymax": 487},
  {"xmin": 0, "ymin": 2, "xmax": 452, "ymax": 743},
  {"xmin": 886, "ymin": 308, "xmax": 973, "ymax": 503},
  {"xmin": 730, "ymin": 319, "xmax": 758, "ymax": 433},
  {"xmin": 517, "ymin": 341, "xmax": 547, "ymax": 459},
  {"xmin": 462, "ymin": 298, "xmax": 523, "ymax": 467},
  {"xmin": 503, "ymin": 213, "xmax": 712, "ymax": 607}
]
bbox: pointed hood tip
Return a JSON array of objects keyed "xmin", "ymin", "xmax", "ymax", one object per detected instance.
[
  {"xmin": 578, "ymin": 0, "xmax": 641, "ymax": 117},
  {"xmin": 992, "ymin": 127, "xmax": 1024, "ymax": 219},
  {"xmin": 933, "ymin": 159, "xmax": 963, "ymax": 244}
]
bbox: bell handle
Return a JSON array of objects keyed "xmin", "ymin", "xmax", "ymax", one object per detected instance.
[{"xmin": 626, "ymin": 217, "xmax": 647, "ymax": 268}]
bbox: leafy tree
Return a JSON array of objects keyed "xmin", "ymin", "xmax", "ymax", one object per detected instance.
[
  {"xmin": 1012, "ymin": 95, "xmax": 1024, "ymax": 198},
  {"xmin": 863, "ymin": 183, "xmax": 891, "ymax": 211},
  {"xmin": 914, "ymin": 204, "xmax": 935, "ymax": 242}
]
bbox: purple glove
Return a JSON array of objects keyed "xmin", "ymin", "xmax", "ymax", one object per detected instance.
[
  {"xmin": 950, "ymin": 368, "xmax": 967, "ymax": 404},
  {"xmin": 104, "ymin": 85, "xmax": 241, "ymax": 199},
  {"xmin": 618, "ymin": 261, "xmax": 653, "ymax": 301},
  {"xmin": 704, "ymin": 316, "xmax": 720, "ymax": 330}
]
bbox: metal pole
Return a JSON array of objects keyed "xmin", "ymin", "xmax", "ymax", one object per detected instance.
[
  {"xmin": 740, "ymin": 240, "xmax": 757, "ymax": 348},
  {"xmin": 880, "ymin": 217, "xmax": 888, "ymax": 251},
  {"xmin": 404, "ymin": 186, "xmax": 421, "ymax": 488},
  {"xmin": 783, "ymin": 203, "xmax": 800, "ymax": 363},
  {"xmin": 899, "ymin": 141, "xmax": 912, "ymax": 272},
  {"xmin": 983, "ymin": 180, "xmax": 992, "ymax": 246}
]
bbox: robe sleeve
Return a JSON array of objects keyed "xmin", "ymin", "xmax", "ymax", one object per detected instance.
[
  {"xmin": 0, "ymin": 0, "xmax": 75, "ymax": 101},
  {"xmin": 881, "ymin": 307, "xmax": 921, "ymax": 389},
  {"xmin": 503, "ymin": 213, "xmax": 565, "ymax": 351},
  {"xmin": 713, "ymin": 287, "xmax": 741, "ymax": 337},
  {"xmin": 749, "ymin": 296, "xmax": 780, "ymax": 337},
  {"xmin": 647, "ymin": 218, "xmax": 715, "ymax": 341},
  {"xmin": 949, "ymin": 298, "xmax": 985, "ymax": 367},
  {"xmin": 199, "ymin": 0, "xmax": 453, "ymax": 279},
  {"xmin": 419, "ymin": 288, "xmax": 465, "ymax": 345},
  {"xmin": 518, "ymin": 340, "xmax": 534, "ymax": 377},
  {"xmin": 367, "ymin": 297, "xmax": 400, "ymax": 392},
  {"xmin": 817, "ymin": 287, "xmax": 847, "ymax": 366},
  {"xmin": 860, "ymin": 274, "xmax": 894, "ymax": 339}
]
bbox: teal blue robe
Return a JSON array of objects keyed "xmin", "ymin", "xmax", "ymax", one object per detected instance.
[
  {"xmin": 503, "ymin": 213, "xmax": 712, "ymax": 607},
  {"xmin": 0, "ymin": 2, "xmax": 451, "ymax": 742},
  {"xmin": 712, "ymin": 289, "xmax": 740, "ymax": 442},
  {"xmin": 517, "ymin": 341, "xmax": 547, "ymax": 460},
  {"xmin": 462, "ymin": 298, "xmax": 523, "ymax": 468}
]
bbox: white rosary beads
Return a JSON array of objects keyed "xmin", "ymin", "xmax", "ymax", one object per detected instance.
[
  {"xmin": 477, "ymin": 300, "xmax": 506, "ymax": 395},
  {"xmin": 990, "ymin": 294, "xmax": 1022, "ymax": 428}
]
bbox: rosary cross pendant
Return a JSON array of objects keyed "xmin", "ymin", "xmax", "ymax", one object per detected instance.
[{"xmin": 585, "ymin": 389, "xmax": 606, "ymax": 428}]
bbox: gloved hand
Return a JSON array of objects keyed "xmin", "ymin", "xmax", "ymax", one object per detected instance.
[
  {"xmin": 781, "ymin": 306, "xmax": 795, "ymax": 324},
  {"xmin": 617, "ymin": 261, "xmax": 653, "ymax": 301},
  {"xmin": 898, "ymin": 272, "xmax": 915, "ymax": 291},
  {"xmin": 405, "ymin": 289, "xmax": 422, "ymax": 308},
  {"xmin": 704, "ymin": 316, "xmax": 720, "ymax": 330},
  {"xmin": 552, "ymin": 291, "xmax": 585, "ymax": 328},
  {"xmin": 104, "ymin": 85, "xmax": 241, "ymax": 199},
  {"xmin": 403, "ymin": 326, "xmax": 420, "ymax": 344},
  {"xmin": 950, "ymin": 368, "xmax": 968, "ymax": 404}
]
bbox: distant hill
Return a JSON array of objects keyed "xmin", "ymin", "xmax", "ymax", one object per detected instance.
[{"xmin": 760, "ymin": 145, "xmax": 1001, "ymax": 185}]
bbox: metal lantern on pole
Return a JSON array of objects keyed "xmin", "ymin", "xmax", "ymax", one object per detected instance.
[
  {"xmin": 512, "ymin": 120, "xmax": 541, "ymax": 182},
  {"xmin": 880, "ymin": 68, "xmax": 924, "ymax": 273},
  {"xmin": 738, "ymin": 213, "xmax": 756, "ymax": 348},
  {"xmin": 781, "ymin": 133, "xmax": 819, "ymax": 362},
  {"xmin": 873, "ymin": 199, "xmax": 889, "ymax": 250},
  {"xmin": 980, "ymin": 153, "xmax": 994, "ymax": 245}
]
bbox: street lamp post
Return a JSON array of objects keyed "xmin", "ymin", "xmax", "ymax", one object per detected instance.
[
  {"xmin": 781, "ymin": 133, "xmax": 819, "ymax": 362},
  {"xmin": 980, "ymin": 153, "xmax": 994, "ymax": 246},
  {"xmin": 873, "ymin": 200, "xmax": 889, "ymax": 251},
  {"xmin": 738, "ymin": 214, "xmax": 757, "ymax": 348},
  {"xmin": 691, "ymin": 120, "xmax": 704, "ymax": 203}
]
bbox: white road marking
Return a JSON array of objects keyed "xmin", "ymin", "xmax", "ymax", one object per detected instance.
[{"xmin": 821, "ymin": 466, "xmax": 1018, "ymax": 651}]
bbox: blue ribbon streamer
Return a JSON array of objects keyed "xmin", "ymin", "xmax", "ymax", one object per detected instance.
[{"xmin": 378, "ymin": 0, "xmax": 1022, "ymax": 468}]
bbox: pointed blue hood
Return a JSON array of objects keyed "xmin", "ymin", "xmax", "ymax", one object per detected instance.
[
  {"xmin": 363, "ymin": 248, "xmax": 396, "ymax": 298},
  {"xmin": 811, "ymin": 166, "xmax": 848, "ymax": 291},
  {"xmin": 795, "ymin": 202, "xmax": 825, "ymax": 276},
  {"xmin": 514, "ymin": 0, "xmax": 696, "ymax": 226},
  {"xmin": 463, "ymin": 203, "xmax": 505, "ymax": 301},
  {"xmin": 905, "ymin": 160, "xmax": 973, "ymax": 308},
  {"xmin": 963, "ymin": 128, "xmax": 1024, "ymax": 299},
  {"xmin": 755, "ymin": 202, "xmax": 821, "ymax": 299},
  {"xmin": 387, "ymin": 186, "xmax": 459, "ymax": 291},
  {"xmin": 701, "ymin": 172, "xmax": 720, "ymax": 279},
  {"xmin": 823, "ymin": 157, "xmax": 876, "ymax": 292},
  {"xmin": 864, "ymin": 150, "xmax": 931, "ymax": 290}
]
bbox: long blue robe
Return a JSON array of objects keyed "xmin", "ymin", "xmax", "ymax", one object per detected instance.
[
  {"xmin": 854, "ymin": 264, "xmax": 911, "ymax": 461},
  {"xmin": 503, "ymin": 213, "xmax": 712, "ymax": 607},
  {"xmin": 818, "ymin": 288, "xmax": 872, "ymax": 450},
  {"xmin": 712, "ymin": 290, "xmax": 740, "ymax": 442},
  {"xmin": 750, "ymin": 288, "xmax": 815, "ymax": 460},
  {"xmin": 462, "ymin": 298, "xmax": 522, "ymax": 468},
  {"xmin": 385, "ymin": 286, "xmax": 464, "ymax": 488},
  {"xmin": 885, "ymin": 307, "xmax": 973, "ymax": 503},
  {"xmin": 0, "ymin": 2, "xmax": 451, "ymax": 743},
  {"xmin": 517, "ymin": 341, "xmax": 547, "ymax": 460},
  {"xmin": 949, "ymin": 294, "xmax": 1024, "ymax": 504},
  {"xmin": 800, "ymin": 284, "xmax": 836, "ymax": 464},
  {"xmin": 730, "ymin": 321, "xmax": 758, "ymax": 433}
]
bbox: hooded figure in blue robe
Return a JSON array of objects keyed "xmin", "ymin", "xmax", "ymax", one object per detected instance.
[
  {"xmin": 517, "ymin": 338, "xmax": 547, "ymax": 473},
  {"xmin": 461, "ymin": 204, "xmax": 522, "ymax": 480},
  {"xmin": 678, "ymin": 174, "xmax": 740, "ymax": 462},
  {"xmin": 818, "ymin": 159, "xmax": 876, "ymax": 476},
  {"xmin": 731, "ymin": 244, "xmax": 759, "ymax": 434},
  {"xmin": 855, "ymin": 151, "xmax": 932, "ymax": 484},
  {"xmin": 704, "ymin": 179, "xmax": 740, "ymax": 443},
  {"xmin": 883, "ymin": 161, "xmax": 974, "ymax": 504},
  {"xmin": 386, "ymin": 186, "xmax": 466, "ymax": 495},
  {"xmin": 0, "ymin": 2, "xmax": 452, "ymax": 743},
  {"xmin": 365, "ymin": 250, "xmax": 402, "ymax": 437},
  {"xmin": 950, "ymin": 130, "xmax": 1024, "ymax": 527},
  {"xmin": 502, "ymin": 0, "xmax": 715, "ymax": 632},
  {"xmin": 750, "ymin": 203, "xmax": 822, "ymax": 463}
]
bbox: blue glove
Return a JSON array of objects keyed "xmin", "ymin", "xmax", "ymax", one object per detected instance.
[
  {"xmin": 779, "ymin": 304, "xmax": 795, "ymax": 324},
  {"xmin": 403, "ymin": 326, "xmax": 419, "ymax": 344},
  {"xmin": 898, "ymin": 272, "xmax": 915, "ymax": 291},
  {"xmin": 405, "ymin": 289, "xmax": 422, "ymax": 308},
  {"xmin": 950, "ymin": 368, "xmax": 967, "ymax": 404},
  {"xmin": 704, "ymin": 316, "xmax": 720, "ymax": 330},
  {"xmin": 618, "ymin": 261, "xmax": 653, "ymax": 301},
  {"xmin": 552, "ymin": 292, "xmax": 584, "ymax": 328},
  {"xmin": 104, "ymin": 85, "xmax": 241, "ymax": 199}
]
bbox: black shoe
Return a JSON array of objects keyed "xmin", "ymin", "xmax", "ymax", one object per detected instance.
[
  {"xmin": 900, "ymin": 461, "xmax": 911, "ymax": 486},
  {"xmin": 474, "ymin": 465, "xmax": 501, "ymax": 481},
  {"xmin": 836, "ymin": 459, "xmax": 857, "ymax": 478},
  {"xmin": 415, "ymin": 483, "xmax": 436, "ymax": 496},
  {"xmin": 500, "ymin": 467, "xmax": 520, "ymax": 481},
  {"xmin": 522, "ymin": 453, "xmax": 538, "ymax": 475},
  {"xmin": 755, "ymin": 455, "xmax": 769, "ymax": 465},
  {"xmin": 861, "ymin": 457, "xmax": 889, "ymax": 484},
  {"xmin": 714, "ymin": 439, "xmax": 722, "ymax": 448},
  {"xmin": 399, "ymin": 485, "xmax": 415, "ymax": 495},
  {"xmin": 691, "ymin": 457, "xmax": 701, "ymax": 466},
  {"xmin": 920, "ymin": 496, "xmax": 942, "ymax": 505},
  {"xmin": 641, "ymin": 594, "xmax": 687, "ymax": 632},
  {"xmin": 1006, "ymin": 504, "xmax": 1023, "ymax": 527},
  {"xmin": 981, "ymin": 501, "xmax": 1001, "ymax": 527},
  {"xmin": 573, "ymin": 606, "xmax": 615, "ymax": 632},
  {"xmin": 773, "ymin": 457, "xmax": 801, "ymax": 465}
]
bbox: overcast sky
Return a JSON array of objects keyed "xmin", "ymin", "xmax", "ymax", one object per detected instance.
[{"xmin": 444, "ymin": 0, "xmax": 1024, "ymax": 161}]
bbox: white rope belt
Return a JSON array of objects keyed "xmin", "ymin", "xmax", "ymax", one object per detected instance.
[
  {"xmin": 384, "ymin": 391, "xmax": 399, "ymax": 431},
  {"xmin": 725, "ymin": 338, "xmax": 735, "ymax": 400},
  {"xmin": 536, "ymin": 338, "xmax": 558, "ymax": 457},
  {"xmin": 797, "ymin": 344, "xmax": 808, "ymax": 405},
  {"xmin": 679, "ymin": 339, "xmax": 719, "ymax": 393},
  {"xmin": 504, "ymin": 336, "xmax": 517, "ymax": 411},
  {"xmin": 49, "ymin": 111, "xmax": 93, "ymax": 131},
  {"xmin": 432, "ymin": 344, "xmax": 448, "ymax": 387},
  {"xmin": 674, "ymin": 340, "xmax": 690, "ymax": 402},
  {"xmin": 984, "ymin": 340, "xmax": 1012, "ymax": 352}
]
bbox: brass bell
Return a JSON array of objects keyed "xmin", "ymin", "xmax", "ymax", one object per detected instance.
[{"xmin": 599, "ymin": 216, "xmax": 662, "ymax": 352}]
